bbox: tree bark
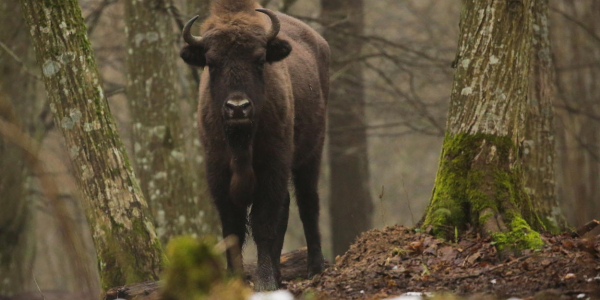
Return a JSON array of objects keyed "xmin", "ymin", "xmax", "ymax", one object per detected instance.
[
  {"xmin": 423, "ymin": 0, "xmax": 544, "ymax": 250},
  {"xmin": 522, "ymin": 0, "xmax": 568, "ymax": 233},
  {"xmin": 322, "ymin": 0, "xmax": 374, "ymax": 257},
  {"xmin": 0, "ymin": 92, "xmax": 35, "ymax": 298},
  {"xmin": 0, "ymin": 1, "xmax": 41, "ymax": 295},
  {"xmin": 124, "ymin": 0, "xmax": 217, "ymax": 245},
  {"xmin": 552, "ymin": 0, "xmax": 600, "ymax": 227},
  {"xmin": 19, "ymin": 0, "xmax": 163, "ymax": 291}
]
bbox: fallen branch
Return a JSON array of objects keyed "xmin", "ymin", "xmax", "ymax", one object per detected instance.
[
  {"xmin": 453, "ymin": 254, "xmax": 534, "ymax": 281},
  {"xmin": 576, "ymin": 220, "xmax": 600, "ymax": 237}
]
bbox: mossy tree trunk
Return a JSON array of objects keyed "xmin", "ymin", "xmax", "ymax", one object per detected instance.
[
  {"xmin": 20, "ymin": 0, "xmax": 162, "ymax": 291},
  {"xmin": 522, "ymin": 0, "xmax": 568, "ymax": 233},
  {"xmin": 423, "ymin": 0, "xmax": 544, "ymax": 250},
  {"xmin": 124, "ymin": 0, "xmax": 217, "ymax": 245},
  {"xmin": 322, "ymin": 0, "xmax": 374, "ymax": 257},
  {"xmin": 0, "ymin": 1, "xmax": 42, "ymax": 295}
]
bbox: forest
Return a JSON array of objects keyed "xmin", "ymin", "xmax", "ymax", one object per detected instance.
[{"xmin": 1, "ymin": 0, "xmax": 600, "ymax": 299}]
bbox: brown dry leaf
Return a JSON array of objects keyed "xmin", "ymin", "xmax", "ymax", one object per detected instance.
[
  {"xmin": 438, "ymin": 246, "xmax": 458, "ymax": 262},
  {"xmin": 409, "ymin": 241, "xmax": 424, "ymax": 253},
  {"xmin": 562, "ymin": 240, "xmax": 575, "ymax": 248},
  {"xmin": 541, "ymin": 259, "xmax": 552, "ymax": 266},
  {"xmin": 424, "ymin": 243, "xmax": 438, "ymax": 256},
  {"xmin": 466, "ymin": 251, "xmax": 482, "ymax": 266}
]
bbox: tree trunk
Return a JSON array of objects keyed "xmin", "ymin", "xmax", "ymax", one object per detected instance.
[
  {"xmin": 552, "ymin": 0, "xmax": 600, "ymax": 227},
  {"xmin": 522, "ymin": 0, "xmax": 568, "ymax": 232},
  {"xmin": 0, "ymin": 91, "xmax": 35, "ymax": 298},
  {"xmin": 423, "ymin": 0, "xmax": 544, "ymax": 251},
  {"xmin": 124, "ymin": 0, "xmax": 217, "ymax": 245},
  {"xmin": 0, "ymin": 1, "xmax": 41, "ymax": 295},
  {"xmin": 321, "ymin": 0, "xmax": 373, "ymax": 257},
  {"xmin": 20, "ymin": 0, "xmax": 163, "ymax": 291}
]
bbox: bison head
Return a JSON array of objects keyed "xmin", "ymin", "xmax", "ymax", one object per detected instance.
[{"xmin": 180, "ymin": 9, "xmax": 292, "ymax": 127}]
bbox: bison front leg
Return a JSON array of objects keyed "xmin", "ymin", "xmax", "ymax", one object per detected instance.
[
  {"xmin": 293, "ymin": 157, "xmax": 325, "ymax": 278},
  {"xmin": 206, "ymin": 158, "xmax": 247, "ymax": 274},
  {"xmin": 250, "ymin": 175, "xmax": 289, "ymax": 291},
  {"xmin": 272, "ymin": 192, "xmax": 290, "ymax": 283},
  {"xmin": 216, "ymin": 202, "xmax": 247, "ymax": 273}
]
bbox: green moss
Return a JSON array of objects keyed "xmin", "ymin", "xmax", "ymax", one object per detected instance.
[
  {"xmin": 423, "ymin": 132, "xmax": 544, "ymax": 250},
  {"xmin": 98, "ymin": 218, "xmax": 162, "ymax": 291},
  {"xmin": 160, "ymin": 236, "xmax": 251, "ymax": 300},
  {"xmin": 161, "ymin": 236, "xmax": 226, "ymax": 300},
  {"xmin": 540, "ymin": 216, "xmax": 562, "ymax": 235},
  {"xmin": 478, "ymin": 211, "xmax": 494, "ymax": 226},
  {"xmin": 424, "ymin": 133, "xmax": 481, "ymax": 232},
  {"xmin": 424, "ymin": 133, "xmax": 508, "ymax": 233},
  {"xmin": 492, "ymin": 216, "xmax": 543, "ymax": 251}
]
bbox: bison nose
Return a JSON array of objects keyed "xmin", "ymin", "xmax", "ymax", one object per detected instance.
[{"xmin": 223, "ymin": 99, "xmax": 253, "ymax": 119}]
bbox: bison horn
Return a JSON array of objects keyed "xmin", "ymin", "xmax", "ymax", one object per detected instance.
[
  {"xmin": 182, "ymin": 15, "xmax": 204, "ymax": 47},
  {"xmin": 256, "ymin": 8, "xmax": 281, "ymax": 42}
]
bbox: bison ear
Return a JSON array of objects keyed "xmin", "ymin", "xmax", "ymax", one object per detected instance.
[
  {"xmin": 180, "ymin": 45, "xmax": 206, "ymax": 67},
  {"xmin": 266, "ymin": 38, "xmax": 292, "ymax": 63}
]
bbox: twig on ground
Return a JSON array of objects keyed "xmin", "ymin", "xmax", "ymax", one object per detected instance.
[
  {"xmin": 576, "ymin": 220, "xmax": 600, "ymax": 237},
  {"xmin": 454, "ymin": 254, "xmax": 535, "ymax": 281},
  {"xmin": 33, "ymin": 276, "xmax": 46, "ymax": 300}
]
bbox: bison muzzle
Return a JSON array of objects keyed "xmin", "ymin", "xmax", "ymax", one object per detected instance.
[{"xmin": 180, "ymin": 0, "xmax": 330, "ymax": 291}]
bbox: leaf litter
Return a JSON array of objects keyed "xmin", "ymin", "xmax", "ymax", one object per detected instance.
[{"xmin": 286, "ymin": 226, "xmax": 600, "ymax": 299}]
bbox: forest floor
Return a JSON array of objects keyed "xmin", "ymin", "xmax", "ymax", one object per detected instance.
[{"xmin": 286, "ymin": 225, "xmax": 600, "ymax": 300}]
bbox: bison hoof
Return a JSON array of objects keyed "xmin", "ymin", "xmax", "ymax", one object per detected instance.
[
  {"xmin": 254, "ymin": 278, "xmax": 279, "ymax": 292},
  {"xmin": 307, "ymin": 256, "xmax": 325, "ymax": 279}
]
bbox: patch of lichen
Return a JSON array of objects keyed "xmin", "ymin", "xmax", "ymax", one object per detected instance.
[
  {"xmin": 161, "ymin": 236, "xmax": 250, "ymax": 300},
  {"xmin": 423, "ymin": 133, "xmax": 544, "ymax": 250}
]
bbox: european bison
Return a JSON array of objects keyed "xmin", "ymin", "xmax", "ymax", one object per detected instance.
[{"xmin": 179, "ymin": 0, "xmax": 329, "ymax": 291}]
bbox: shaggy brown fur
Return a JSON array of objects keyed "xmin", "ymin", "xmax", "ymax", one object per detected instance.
[{"xmin": 180, "ymin": 0, "xmax": 329, "ymax": 291}]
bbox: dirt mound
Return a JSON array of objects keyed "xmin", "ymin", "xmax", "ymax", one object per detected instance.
[{"xmin": 287, "ymin": 226, "xmax": 600, "ymax": 299}]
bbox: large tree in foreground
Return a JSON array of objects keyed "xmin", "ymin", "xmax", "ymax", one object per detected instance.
[
  {"xmin": 423, "ymin": 0, "xmax": 544, "ymax": 250},
  {"xmin": 322, "ymin": 0, "xmax": 374, "ymax": 257},
  {"xmin": 20, "ymin": 0, "xmax": 162, "ymax": 291}
]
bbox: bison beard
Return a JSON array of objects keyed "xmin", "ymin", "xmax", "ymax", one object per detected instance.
[{"xmin": 179, "ymin": 0, "xmax": 330, "ymax": 292}]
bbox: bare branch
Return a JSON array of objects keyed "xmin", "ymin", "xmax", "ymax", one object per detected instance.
[
  {"xmin": 550, "ymin": 6, "xmax": 600, "ymax": 45},
  {"xmin": 0, "ymin": 40, "xmax": 40, "ymax": 80},
  {"xmin": 84, "ymin": 0, "xmax": 119, "ymax": 36}
]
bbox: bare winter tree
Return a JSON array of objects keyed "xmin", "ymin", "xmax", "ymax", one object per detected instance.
[
  {"xmin": 124, "ymin": 0, "xmax": 217, "ymax": 245},
  {"xmin": 20, "ymin": 0, "xmax": 162, "ymax": 291},
  {"xmin": 522, "ymin": 0, "xmax": 568, "ymax": 232},
  {"xmin": 322, "ymin": 0, "xmax": 374, "ymax": 256},
  {"xmin": 422, "ymin": 0, "xmax": 545, "ymax": 250},
  {"xmin": 0, "ymin": 1, "xmax": 41, "ymax": 295},
  {"xmin": 552, "ymin": 0, "xmax": 600, "ymax": 227},
  {"xmin": 0, "ymin": 91, "xmax": 35, "ymax": 297}
]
